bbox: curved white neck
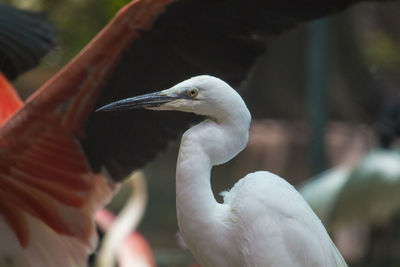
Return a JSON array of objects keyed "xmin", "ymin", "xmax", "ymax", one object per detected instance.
[{"xmin": 176, "ymin": 111, "xmax": 250, "ymax": 254}]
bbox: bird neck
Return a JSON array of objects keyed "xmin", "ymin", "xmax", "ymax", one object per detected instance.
[{"xmin": 176, "ymin": 110, "xmax": 250, "ymax": 245}]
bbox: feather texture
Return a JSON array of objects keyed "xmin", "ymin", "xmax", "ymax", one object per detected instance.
[{"xmin": 0, "ymin": 4, "xmax": 55, "ymax": 80}]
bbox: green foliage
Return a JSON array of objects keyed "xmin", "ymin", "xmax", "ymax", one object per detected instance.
[{"xmin": 105, "ymin": 0, "xmax": 130, "ymax": 19}]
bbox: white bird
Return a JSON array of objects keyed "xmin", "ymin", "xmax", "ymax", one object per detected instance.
[
  {"xmin": 300, "ymin": 150, "xmax": 400, "ymax": 231},
  {"xmin": 97, "ymin": 75, "xmax": 347, "ymax": 267},
  {"xmin": 299, "ymin": 167, "xmax": 351, "ymax": 228}
]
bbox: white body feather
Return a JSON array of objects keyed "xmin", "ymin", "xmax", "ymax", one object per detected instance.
[{"xmin": 167, "ymin": 76, "xmax": 347, "ymax": 267}]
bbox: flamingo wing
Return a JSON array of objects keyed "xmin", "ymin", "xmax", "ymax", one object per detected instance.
[
  {"xmin": 3, "ymin": 0, "xmax": 392, "ymax": 182},
  {"xmin": 0, "ymin": 0, "xmax": 169, "ymax": 265}
]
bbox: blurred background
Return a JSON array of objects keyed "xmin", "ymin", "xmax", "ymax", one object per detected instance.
[{"xmin": 2, "ymin": 0, "xmax": 400, "ymax": 266}]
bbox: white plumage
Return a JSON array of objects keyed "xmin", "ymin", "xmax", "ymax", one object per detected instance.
[
  {"xmin": 99, "ymin": 75, "xmax": 347, "ymax": 267},
  {"xmin": 301, "ymin": 149, "xmax": 400, "ymax": 230}
]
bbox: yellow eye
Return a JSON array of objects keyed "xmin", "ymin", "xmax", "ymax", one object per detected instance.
[{"xmin": 187, "ymin": 88, "xmax": 199, "ymax": 98}]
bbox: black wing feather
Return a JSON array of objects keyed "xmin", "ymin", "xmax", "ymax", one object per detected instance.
[
  {"xmin": 82, "ymin": 0, "xmax": 390, "ymax": 181},
  {"xmin": 0, "ymin": 4, "xmax": 56, "ymax": 80}
]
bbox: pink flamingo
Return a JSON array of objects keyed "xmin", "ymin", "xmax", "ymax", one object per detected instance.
[
  {"xmin": 95, "ymin": 171, "xmax": 155, "ymax": 267},
  {"xmin": 0, "ymin": 1, "xmax": 169, "ymax": 265}
]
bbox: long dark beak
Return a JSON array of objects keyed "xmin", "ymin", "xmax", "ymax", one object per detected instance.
[{"xmin": 96, "ymin": 91, "xmax": 178, "ymax": 112}]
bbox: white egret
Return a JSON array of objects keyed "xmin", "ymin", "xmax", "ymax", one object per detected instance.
[{"xmin": 98, "ymin": 75, "xmax": 347, "ymax": 267}]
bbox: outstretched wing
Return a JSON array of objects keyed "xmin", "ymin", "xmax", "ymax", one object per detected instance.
[
  {"xmin": 0, "ymin": 0, "xmax": 168, "ymax": 264},
  {"xmin": 83, "ymin": 0, "xmax": 385, "ymax": 181},
  {"xmin": 3, "ymin": 0, "xmax": 391, "ymax": 182}
]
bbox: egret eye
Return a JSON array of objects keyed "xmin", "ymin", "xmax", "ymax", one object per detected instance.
[{"xmin": 187, "ymin": 88, "xmax": 199, "ymax": 98}]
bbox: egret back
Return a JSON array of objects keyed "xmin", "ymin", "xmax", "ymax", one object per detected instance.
[{"xmin": 223, "ymin": 171, "xmax": 347, "ymax": 267}]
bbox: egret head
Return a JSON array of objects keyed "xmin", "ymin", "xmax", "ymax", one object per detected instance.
[{"xmin": 97, "ymin": 75, "xmax": 250, "ymax": 123}]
